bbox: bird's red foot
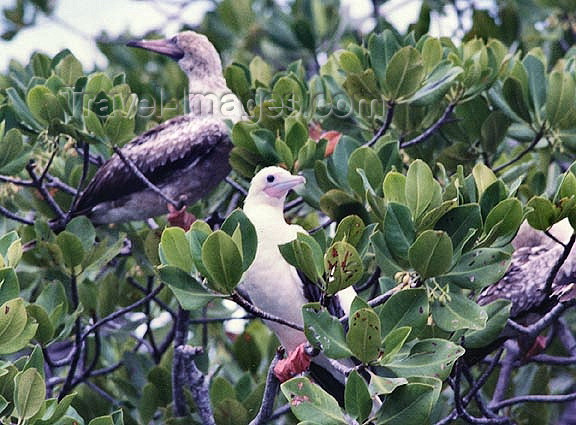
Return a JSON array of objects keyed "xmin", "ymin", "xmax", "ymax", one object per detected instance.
[
  {"xmin": 274, "ymin": 343, "xmax": 312, "ymax": 382},
  {"xmin": 167, "ymin": 204, "xmax": 196, "ymax": 230}
]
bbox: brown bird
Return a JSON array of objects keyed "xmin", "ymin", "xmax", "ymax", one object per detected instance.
[
  {"xmin": 478, "ymin": 219, "xmax": 576, "ymax": 317},
  {"xmin": 72, "ymin": 31, "xmax": 244, "ymax": 224}
]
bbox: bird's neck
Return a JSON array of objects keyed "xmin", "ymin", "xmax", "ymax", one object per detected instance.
[
  {"xmin": 187, "ymin": 76, "xmax": 244, "ymax": 122},
  {"xmin": 244, "ymin": 202, "xmax": 289, "ymax": 237}
]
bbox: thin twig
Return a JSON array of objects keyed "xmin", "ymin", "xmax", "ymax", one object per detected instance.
[
  {"xmin": 0, "ymin": 205, "xmax": 34, "ymax": 225},
  {"xmin": 0, "ymin": 175, "xmax": 34, "ymax": 186},
  {"xmin": 112, "ymin": 146, "xmax": 181, "ymax": 209},
  {"xmin": 400, "ymin": 102, "xmax": 457, "ymax": 149},
  {"xmin": 59, "ymin": 273, "xmax": 82, "ymax": 400},
  {"xmin": 544, "ymin": 232, "xmax": 576, "ymax": 294},
  {"xmin": 507, "ymin": 298, "xmax": 576, "ymax": 337},
  {"xmin": 26, "ymin": 160, "xmax": 66, "ymax": 218},
  {"xmin": 249, "ymin": 351, "xmax": 282, "ymax": 425},
  {"xmin": 491, "ymin": 392, "xmax": 576, "ymax": 411},
  {"xmin": 126, "ymin": 277, "xmax": 175, "ymax": 318},
  {"xmin": 365, "ymin": 102, "xmax": 395, "ymax": 147},
  {"xmin": 225, "ymin": 176, "xmax": 248, "ymax": 195},
  {"xmin": 490, "ymin": 341, "xmax": 519, "ymax": 408},
  {"xmin": 231, "ymin": 292, "xmax": 304, "ymax": 331},
  {"xmin": 493, "ymin": 126, "xmax": 545, "ymax": 173},
  {"xmin": 80, "ymin": 284, "xmax": 165, "ymax": 343},
  {"xmin": 354, "ymin": 267, "xmax": 381, "ymax": 292}
]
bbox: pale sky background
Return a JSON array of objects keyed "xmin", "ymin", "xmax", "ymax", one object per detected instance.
[{"xmin": 0, "ymin": 0, "xmax": 477, "ymax": 71}]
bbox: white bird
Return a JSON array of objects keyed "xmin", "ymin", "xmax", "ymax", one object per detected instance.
[
  {"xmin": 241, "ymin": 166, "xmax": 357, "ymax": 396},
  {"xmin": 72, "ymin": 31, "xmax": 244, "ymax": 224}
]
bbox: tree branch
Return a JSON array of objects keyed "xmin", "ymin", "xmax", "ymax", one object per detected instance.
[
  {"xmin": 26, "ymin": 160, "xmax": 66, "ymax": 219},
  {"xmin": 0, "ymin": 204, "xmax": 34, "ymax": 225},
  {"xmin": 249, "ymin": 351, "xmax": 282, "ymax": 425},
  {"xmin": 490, "ymin": 341, "xmax": 519, "ymax": 408},
  {"xmin": 493, "ymin": 126, "xmax": 545, "ymax": 173},
  {"xmin": 544, "ymin": 232, "xmax": 576, "ymax": 294},
  {"xmin": 400, "ymin": 102, "xmax": 457, "ymax": 149},
  {"xmin": 365, "ymin": 101, "xmax": 395, "ymax": 147},
  {"xmin": 177, "ymin": 345, "xmax": 216, "ymax": 425},
  {"xmin": 231, "ymin": 292, "xmax": 304, "ymax": 331},
  {"xmin": 172, "ymin": 307, "xmax": 191, "ymax": 417}
]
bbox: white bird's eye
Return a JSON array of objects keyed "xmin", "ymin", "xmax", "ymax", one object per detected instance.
[{"xmin": 266, "ymin": 175, "xmax": 275, "ymax": 183}]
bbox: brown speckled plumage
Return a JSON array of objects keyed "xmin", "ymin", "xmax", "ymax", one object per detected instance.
[
  {"xmin": 478, "ymin": 219, "xmax": 576, "ymax": 318},
  {"xmin": 71, "ymin": 31, "xmax": 244, "ymax": 224}
]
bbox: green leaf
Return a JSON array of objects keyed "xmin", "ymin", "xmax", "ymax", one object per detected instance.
[
  {"xmin": 202, "ymin": 230, "xmax": 243, "ymax": 293},
  {"xmin": 279, "ymin": 233, "xmax": 324, "ymax": 283},
  {"xmin": 0, "ymin": 297, "xmax": 28, "ymax": 346},
  {"xmin": 159, "ymin": 227, "xmax": 194, "ymax": 273},
  {"xmin": 526, "ymin": 197, "xmax": 559, "ymax": 230},
  {"xmin": 55, "ymin": 53, "xmax": 83, "ymax": 85},
  {"xmin": 0, "ymin": 267, "xmax": 20, "ymax": 306},
  {"xmin": 408, "ymin": 230, "xmax": 453, "ymax": 279},
  {"xmin": 439, "ymin": 248, "xmax": 510, "ymax": 289},
  {"xmin": 383, "ymin": 203, "xmax": 416, "ymax": 266},
  {"xmin": 6, "ymin": 87, "xmax": 43, "ymax": 132},
  {"xmin": 383, "ymin": 338, "xmax": 465, "ymax": 379},
  {"xmin": 157, "ymin": 266, "xmax": 217, "ymax": 310},
  {"xmin": 472, "ymin": 163, "xmax": 497, "ymax": 198},
  {"xmin": 324, "ymin": 242, "xmax": 363, "ymax": 294},
  {"xmin": 369, "ymin": 30, "xmax": 400, "ymax": 88},
  {"xmin": 502, "ymin": 77, "xmax": 531, "ymax": 123},
  {"xmin": 302, "ymin": 303, "xmax": 353, "ymax": 359},
  {"xmin": 0, "ymin": 128, "xmax": 24, "ymax": 174},
  {"xmin": 56, "ymin": 231, "xmax": 85, "ymax": 269},
  {"xmin": 375, "ymin": 382, "xmax": 437, "ymax": 425},
  {"xmin": 221, "ymin": 209, "xmax": 257, "ymax": 271},
  {"xmin": 481, "ymin": 198, "xmax": 523, "ymax": 247},
  {"xmin": 368, "ymin": 373, "xmax": 407, "ymax": 396},
  {"xmin": 66, "ymin": 216, "xmax": 96, "ymax": 252},
  {"xmin": 347, "ymin": 147, "xmax": 384, "ymax": 198},
  {"xmin": 523, "ymin": 54, "xmax": 546, "ymax": 122},
  {"xmin": 26, "ymin": 304, "xmax": 54, "ymax": 344},
  {"xmin": 410, "ymin": 63, "xmax": 463, "ymax": 106},
  {"xmin": 345, "ymin": 371, "xmax": 371, "ymax": 422},
  {"xmin": 464, "ymin": 300, "xmax": 511, "ymax": 349},
  {"xmin": 383, "ymin": 171, "xmax": 406, "ymax": 204},
  {"xmin": 320, "ymin": 189, "xmax": 368, "ymax": 223},
  {"xmin": 405, "ymin": 160, "xmax": 441, "ymax": 221},
  {"xmin": 546, "ymin": 70, "xmax": 576, "ymax": 129},
  {"xmin": 104, "ymin": 113, "xmax": 134, "ymax": 145},
  {"xmin": 281, "ymin": 377, "xmax": 347, "ymax": 425},
  {"xmin": 333, "ymin": 215, "xmax": 365, "ymax": 247},
  {"xmin": 379, "ymin": 288, "xmax": 428, "ymax": 338},
  {"xmin": 481, "ymin": 111, "xmax": 511, "ymax": 153},
  {"xmin": 384, "ymin": 47, "xmax": 424, "ymax": 101},
  {"xmin": 14, "ymin": 368, "xmax": 46, "ymax": 420},
  {"xmin": 380, "ymin": 326, "xmax": 412, "ymax": 364},
  {"xmin": 26, "ymin": 85, "xmax": 65, "ymax": 124},
  {"xmin": 346, "ymin": 307, "xmax": 381, "ymax": 364},
  {"xmin": 431, "ymin": 292, "xmax": 487, "ymax": 331}
]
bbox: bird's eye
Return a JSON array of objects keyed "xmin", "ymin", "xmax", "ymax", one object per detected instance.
[
  {"xmin": 170, "ymin": 35, "xmax": 178, "ymax": 44},
  {"xmin": 266, "ymin": 175, "xmax": 275, "ymax": 183}
]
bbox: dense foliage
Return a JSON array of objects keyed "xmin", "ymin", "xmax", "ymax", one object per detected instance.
[{"xmin": 1, "ymin": 0, "xmax": 576, "ymax": 424}]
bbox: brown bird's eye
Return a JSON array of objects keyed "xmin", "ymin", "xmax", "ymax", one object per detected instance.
[{"xmin": 266, "ymin": 175, "xmax": 275, "ymax": 183}]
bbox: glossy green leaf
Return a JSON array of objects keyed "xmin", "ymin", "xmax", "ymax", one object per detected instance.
[
  {"xmin": 347, "ymin": 307, "xmax": 381, "ymax": 363},
  {"xmin": 27, "ymin": 85, "xmax": 65, "ymax": 124},
  {"xmin": 410, "ymin": 62, "xmax": 463, "ymax": 106},
  {"xmin": 375, "ymin": 382, "xmax": 438, "ymax": 425},
  {"xmin": 435, "ymin": 204, "xmax": 482, "ymax": 250},
  {"xmin": 0, "ymin": 128, "xmax": 24, "ymax": 174},
  {"xmin": 472, "ymin": 163, "xmax": 497, "ymax": 198},
  {"xmin": 383, "ymin": 172, "xmax": 406, "ymax": 205},
  {"xmin": 369, "ymin": 30, "xmax": 400, "ymax": 88},
  {"xmin": 431, "ymin": 291, "xmax": 487, "ymax": 331},
  {"xmin": 14, "ymin": 368, "xmax": 45, "ymax": 420},
  {"xmin": 368, "ymin": 373, "xmax": 407, "ymax": 396},
  {"xmin": 279, "ymin": 232, "xmax": 324, "ymax": 283},
  {"xmin": 319, "ymin": 189, "xmax": 368, "ymax": 224},
  {"xmin": 439, "ymin": 248, "xmax": 510, "ymax": 290},
  {"xmin": 526, "ymin": 197, "xmax": 558, "ymax": 230},
  {"xmin": 221, "ymin": 209, "xmax": 257, "ymax": 271},
  {"xmin": 383, "ymin": 338, "xmax": 465, "ymax": 379},
  {"xmin": 157, "ymin": 265, "xmax": 217, "ymax": 310},
  {"xmin": 347, "ymin": 147, "xmax": 384, "ymax": 198},
  {"xmin": 302, "ymin": 303, "xmax": 352, "ymax": 359},
  {"xmin": 0, "ymin": 267, "xmax": 20, "ymax": 306},
  {"xmin": 202, "ymin": 230, "xmax": 243, "ymax": 293},
  {"xmin": 384, "ymin": 47, "xmax": 424, "ymax": 101},
  {"xmin": 56, "ymin": 231, "xmax": 85, "ymax": 269},
  {"xmin": 405, "ymin": 160, "xmax": 441, "ymax": 221},
  {"xmin": 333, "ymin": 215, "xmax": 365, "ymax": 247},
  {"xmin": 104, "ymin": 113, "xmax": 134, "ymax": 145},
  {"xmin": 502, "ymin": 77, "xmax": 531, "ymax": 122},
  {"xmin": 324, "ymin": 241, "xmax": 363, "ymax": 294},
  {"xmin": 281, "ymin": 377, "xmax": 347, "ymax": 425},
  {"xmin": 380, "ymin": 326, "xmax": 411, "ymax": 364},
  {"xmin": 383, "ymin": 203, "xmax": 416, "ymax": 265},
  {"xmin": 481, "ymin": 198, "xmax": 523, "ymax": 247},
  {"xmin": 408, "ymin": 230, "xmax": 453, "ymax": 279},
  {"xmin": 379, "ymin": 288, "xmax": 428, "ymax": 338},
  {"xmin": 345, "ymin": 371, "xmax": 371, "ymax": 423},
  {"xmin": 464, "ymin": 299, "xmax": 511, "ymax": 349},
  {"xmin": 546, "ymin": 70, "xmax": 576, "ymax": 129},
  {"xmin": 160, "ymin": 227, "xmax": 194, "ymax": 273}
]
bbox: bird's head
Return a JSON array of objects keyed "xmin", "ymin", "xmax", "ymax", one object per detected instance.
[
  {"xmin": 245, "ymin": 167, "xmax": 306, "ymax": 209},
  {"xmin": 127, "ymin": 31, "xmax": 222, "ymax": 79}
]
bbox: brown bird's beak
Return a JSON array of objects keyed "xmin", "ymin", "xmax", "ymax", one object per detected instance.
[{"xmin": 127, "ymin": 38, "xmax": 184, "ymax": 61}]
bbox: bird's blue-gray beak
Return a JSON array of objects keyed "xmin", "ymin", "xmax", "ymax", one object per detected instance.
[
  {"xmin": 127, "ymin": 38, "xmax": 184, "ymax": 61},
  {"xmin": 264, "ymin": 175, "xmax": 306, "ymax": 198}
]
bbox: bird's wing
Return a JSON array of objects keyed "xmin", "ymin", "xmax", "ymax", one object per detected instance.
[
  {"xmin": 74, "ymin": 115, "xmax": 230, "ymax": 214},
  {"xmin": 478, "ymin": 244, "xmax": 565, "ymax": 317}
]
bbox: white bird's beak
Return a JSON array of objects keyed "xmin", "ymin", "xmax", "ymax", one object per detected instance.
[
  {"xmin": 264, "ymin": 175, "xmax": 306, "ymax": 198},
  {"xmin": 127, "ymin": 38, "xmax": 185, "ymax": 61}
]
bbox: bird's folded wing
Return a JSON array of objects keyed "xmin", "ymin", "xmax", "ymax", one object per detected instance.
[{"xmin": 75, "ymin": 115, "xmax": 230, "ymax": 214}]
